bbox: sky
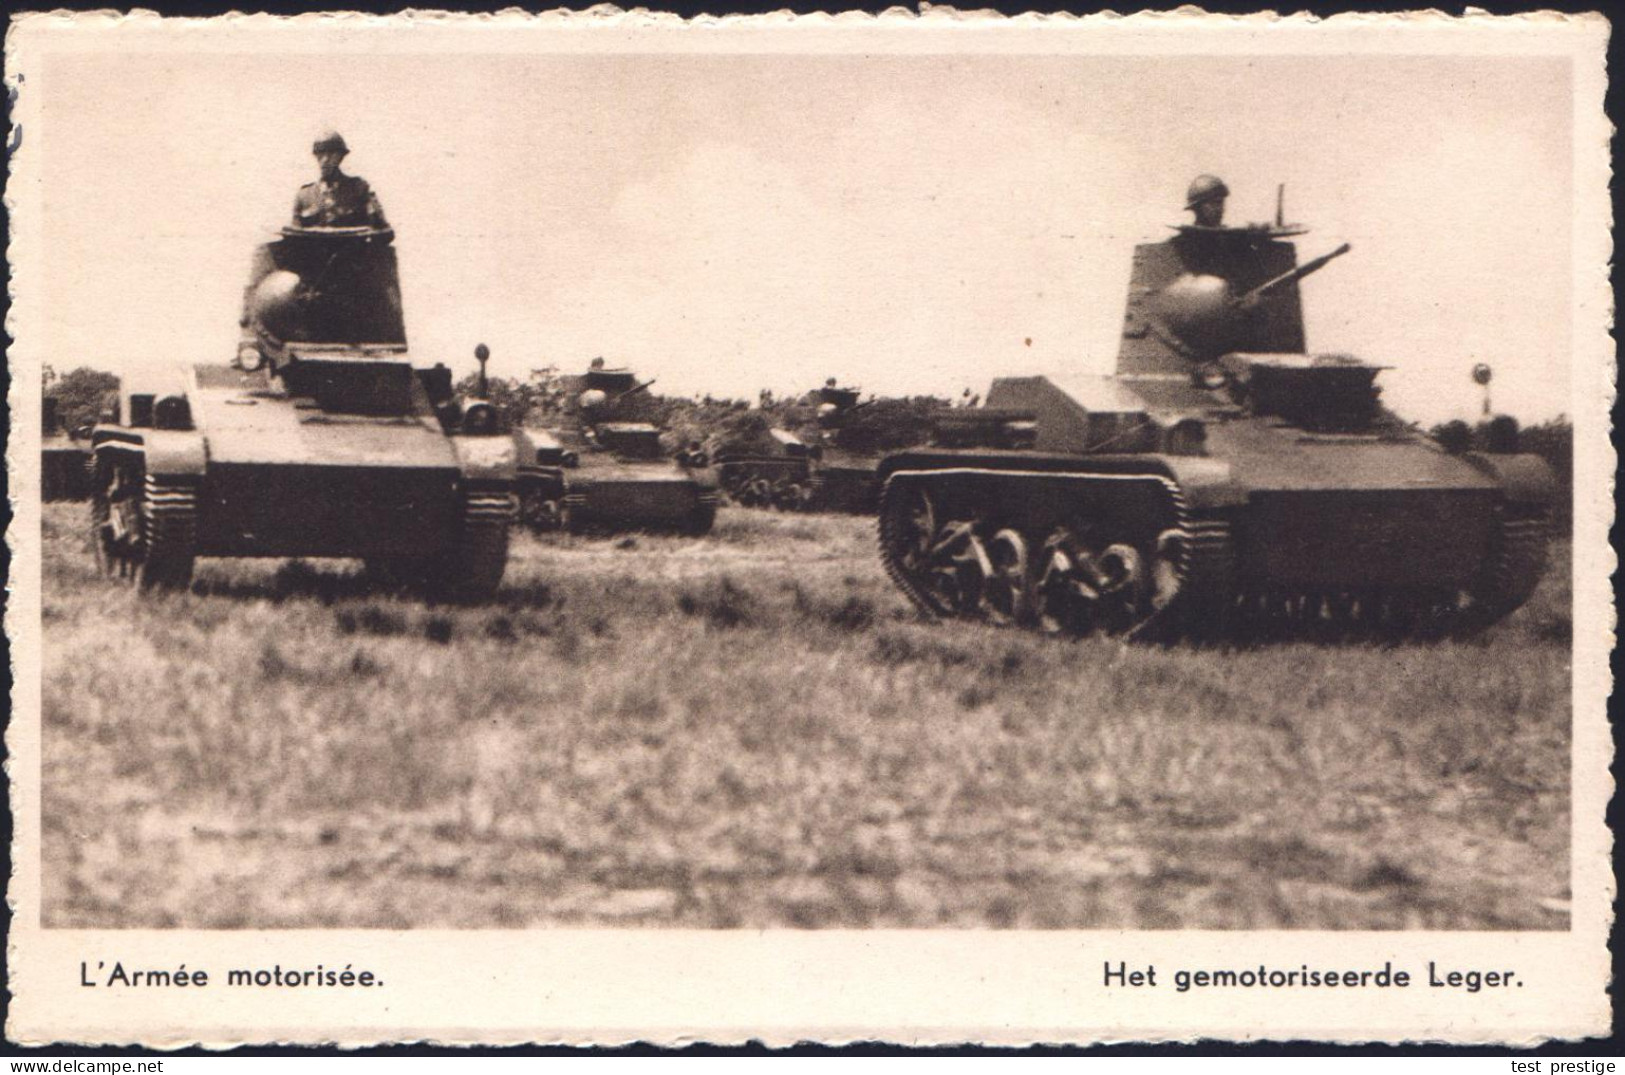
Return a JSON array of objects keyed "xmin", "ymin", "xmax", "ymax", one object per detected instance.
[{"xmin": 36, "ymin": 47, "xmax": 1574, "ymax": 425}]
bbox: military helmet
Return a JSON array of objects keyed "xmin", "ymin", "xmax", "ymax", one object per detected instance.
[
  {"xmin": 1185, "ymin": 174, "xmax": 1229, "ymax": 210},
  {"xmin": 312, "ymin": 130, "xmax": 350, "ymax": 156}
]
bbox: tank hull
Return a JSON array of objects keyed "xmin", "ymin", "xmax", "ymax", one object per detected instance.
[
  {"xmin": 193, "ymin": 462, "xmax": 459, "ymax": 558},
  {"xmin": 563, "ymin": 464, "xmax": 718, "ymax": 535},
  {"xmin": 808, "ymin": 455, "xmax": 880, "ymax": 514},
  {"xmin": 877, "ymin": 436, "xmax": 1551, "ymax": 636},
  {"xmin": 42, "ymin": 437, "xmax": 90, "ymax": 501}
]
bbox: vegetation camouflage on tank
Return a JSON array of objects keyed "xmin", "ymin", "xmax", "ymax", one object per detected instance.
[{"xmin": 876, "ymin": 198, "xmax": 1556, "ymax": 638}]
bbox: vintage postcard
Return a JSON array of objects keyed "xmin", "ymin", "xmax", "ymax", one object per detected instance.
[{"xmin": 5, "ymin": 8, "xmax": 1612, "ymax": 1047}]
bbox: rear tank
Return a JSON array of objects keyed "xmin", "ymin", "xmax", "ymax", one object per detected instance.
[
  {"xmin": 876, "ymin": 204, "xmax": 1555, "ymax": 637},
  {"xmin": 42, "ymin": 395, "xmax": 91, "ymax": 502},
  {"xmin": 535, "ymin": 362, "xmax": 718, "ymax": 535},
  {"xmin": 87, "ymin": 224, "xmax": 518, "ymax": 597}
]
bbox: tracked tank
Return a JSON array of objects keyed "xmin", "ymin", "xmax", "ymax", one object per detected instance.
[
  {"xmin": 876, "ymin": 203, "xmax": 1555, "ymax": 637},
  {"xmin": 804, "ymin": 383, "xmax": 884, "ymax": 513},
  {"xmin": 87, "ymin": 224, "xmax": 518, "ymax": 596},
  {"xmin": 512, "ymin": 426, "xmax": 575, "ymax": 532},
  {"xmin": 42, "ymin": 395, "xmax": 91, "ymax": 502},
  {"xmin": 540, "ymin": 362, "xmax": 718, "ymax": 535},
  {"xmin": 715, "ymin": 427, "xmax": 816, "ymax": 510}
]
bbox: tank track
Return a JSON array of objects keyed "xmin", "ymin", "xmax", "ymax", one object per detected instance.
[
  {"xmin": 718, "ymin": 457, "xmax": 812, "ymax": 510},
  {"xmin": 138, "ymin": 473, "xmax": 198, "ymax": 591},
  {"xmin": 879, "ymin": 468, "xmax": 1551, "ymax": 639},
  {"xmin": 1468, "ymin": 511, "xmax": 1550, "ymax": 623},
  {"xmin": 877, "ymin": 466, "xmax": 1235, "ymax": 638},
  {"xmin": 434, "ymin": 486, "xmax": 513, "ymax": 599}
]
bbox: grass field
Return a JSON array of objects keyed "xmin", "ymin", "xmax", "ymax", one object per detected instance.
[{"xmin": 40, "ymin": 502, "xmax": 1572, "ymax": 929}]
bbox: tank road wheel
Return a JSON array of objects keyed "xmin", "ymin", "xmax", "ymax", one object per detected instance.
[
  {"xmin": 429, "ymin": 487, "xmax": 513, "ymax": 601},
  {"xmin": 1031, "ymin": 529, "xmax": 1163, "ymax": 637},
  {"xmin": 878, "ymin": 477, "xmax": 990, "ymax": 618},
  {"xmin": 1034, "ymin": 529, "xmax": 1088, "ymax": 634},
  {"xmin": 983, "ymin": 529, "xmax": 1034, "ymax": 627},
  {"xmin": 517, "ymin": 487, "xmax": 564, "ymax": 532},
  {"xmin": 90, "ymin": 454, "xmax": 195, "ymax": 591},
  {"xmin": 771, "ymin": 479, "xmax": 811, "ymax": 513},
  {"xmin": 1092, "ymin": 543, "xmax": 1150, "ymax": 634}
]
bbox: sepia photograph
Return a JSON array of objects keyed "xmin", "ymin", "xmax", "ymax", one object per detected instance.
[{"xmin": 6, "ymin": 8, "xmax": 1612, "ymax": 1046}]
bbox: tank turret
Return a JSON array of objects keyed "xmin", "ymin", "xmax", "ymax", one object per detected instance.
[{"xmin": 876, "ymin": 187, "xmax": 1556, "ymax": 638}]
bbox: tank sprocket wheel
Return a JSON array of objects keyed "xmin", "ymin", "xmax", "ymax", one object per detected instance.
[{"xmin": 1170, "ymin": 517, "xmax": 1236, "ymax": 635}]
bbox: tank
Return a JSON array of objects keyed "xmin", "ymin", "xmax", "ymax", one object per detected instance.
[
  {"xmin": 512, "ymin": 426, "xmax": 574, "ymax": 531},
  {"xmin": 876, "ymin": 205, "xmax": 1556, "ymax": 637},
  {"xmin": 805, "ymin": 383, "xmax": 884, "ymax": 513},
  {"xmin": 87, "ymin": 224, "xmax": 519, "ymax": 596},
  {"xmin": 41, "ymin": 395, "xmax": 91, "ymax": 501},
  {"xmin": 715, "ymin": 427, "xmax": 816, "ymax": 510},
  {"xmin": 537, "ymin": 362, "xmax": 718, "ymax": 535}
]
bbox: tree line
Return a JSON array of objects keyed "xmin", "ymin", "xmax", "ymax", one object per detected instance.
[{"xmin": 41, "ymin": 364, "xmax": 1575, "ymax": 526}]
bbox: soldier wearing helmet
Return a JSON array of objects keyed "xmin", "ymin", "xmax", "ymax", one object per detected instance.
[
  {"xmin": 293, "ymin": 130, "xmax": 389, "ymax": 229},
  {"xmin": 1185, "ymin": 174, "xmax": 1229, "ymax": 228}
]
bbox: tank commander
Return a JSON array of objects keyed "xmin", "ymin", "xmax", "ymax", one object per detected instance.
[
  {"xmin": 1185, "ymin": 174, "xmax": 1228, "ymax": 228},
  {"xmin": 293, "ymin": 130, "xmax": 389, "ymax": 229}
]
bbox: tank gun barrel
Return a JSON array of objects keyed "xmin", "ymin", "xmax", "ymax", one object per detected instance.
[
  {"xmin": 613, "ymin": 378, "xmax": 657, "ymax": 405},
  {"xmin": 1237, "ymin": 242, "xmax": 1350, "ymax": 309}
]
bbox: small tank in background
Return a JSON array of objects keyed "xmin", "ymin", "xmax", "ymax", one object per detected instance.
[
  {"xmin": 87, "ymin": 222, "xmax": 520, "ymax": 596},
  {"xmin": 877, "ymin": 182, "xmax": 1555, "ymax": 637},
  {"xmin": 714, "ymin": 426, "xmax": 817, "ymax": 511},
  {"xmin": 717, "ymin": 380, "xmax": 939, "ymax": 514},
  {"xmin": 532, "ymin": 360, "xmax": 719, "ymax": 535},
  {"xmin": 803, "ymin": 382, "xmax": 884, "ymax": 513}
]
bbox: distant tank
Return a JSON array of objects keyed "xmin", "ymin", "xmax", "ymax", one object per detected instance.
[
  {"xmin": 535, "ymin": 361, "xmax": 718, "ymax": 535},
  {"xmin": 803, "ymin": 383, "xmax": 882, "ymax": 513},
  {"xmin": 512, "ymin": 426, "xmax": 575, "ymax": 532},
  {"xmin": 715, "ymin": 427, "xmax": 816, "ymax": 510},
  {"xmin": 41, "ymin": 395, "xmax": 91, "ymax": 501},
  {"xmin": 87, "ymin": 223, "xmax": 519, "ymax": 596},
  {"xmin": 877, "ymin": 194, "xmax": 1555, "ymax": 637}
]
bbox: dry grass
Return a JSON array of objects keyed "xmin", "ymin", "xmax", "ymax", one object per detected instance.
[{"xmin": 40, "ymin": 502, "xmax": 1571, "ymax": 929}]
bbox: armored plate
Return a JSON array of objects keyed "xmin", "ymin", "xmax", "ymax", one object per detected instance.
[{"xmin": 189, "ymin": 363, "xmax": 457, "ymax": 470}]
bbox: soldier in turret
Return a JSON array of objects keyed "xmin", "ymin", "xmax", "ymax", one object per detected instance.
[
  {"xmin": 1185, "ymin": 173, "xmax": 1229, "ymax": 228},
  {"xmin": 294, "ymin": 130, "xmax": 389, "ymax": 229}
]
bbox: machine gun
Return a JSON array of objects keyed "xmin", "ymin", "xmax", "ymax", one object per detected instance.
[
  {"xmin": 1235, "ymin": 243, "xmax": 1351, "ymax": 311},
  {"xmin": 611, "ymin": 378, "xmax": 656, "ymax": 407}
]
